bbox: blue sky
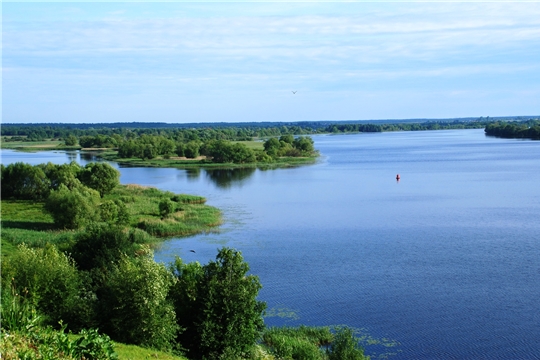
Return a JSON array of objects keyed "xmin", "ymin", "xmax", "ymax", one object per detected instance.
[{"xmin": 3, "ymin": 2, "xmax": 540, "ymax": 124}]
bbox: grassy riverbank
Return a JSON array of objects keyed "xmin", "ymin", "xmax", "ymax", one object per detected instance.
[
  {"xmin": 1, "ymin": 139, "xmax": 81, "ymax": 151},
  {"xmin": 1, "ymin": 184, "xmax": 221, "ymax": 259}
]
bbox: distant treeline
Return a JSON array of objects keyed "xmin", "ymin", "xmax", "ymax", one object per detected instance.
[
  {"xmin": 2, "ymin": 116, "xmax": 538, "ymax": 143},
  {"xmin": 484, "ymin": 120, "xmax": 540, "ymax": 140}
]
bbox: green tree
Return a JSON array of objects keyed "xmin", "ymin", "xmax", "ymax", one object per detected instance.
[
  {"xmin": 263, "ymin": 137, "xmax": 281, "ymax": 157},
  {"xmin": 40, "ymin": 161, "xmax": 82, "ymax": 190},
  {"xmin": 293, "ymin": 136, "xmax": 315, "ymax": 154},
  {"xmin": 98, "ymin": 254, "xmax": 179, "ymax": 351},
  {"xmin": 45, "ymin": 184, "xmax": 101, "ymax": 229},
  {"xmin": 279, "ymin": 134, "xmax": 294, "ymax": 144},
  {"xmin": 1, "ymin": 162, "xmax": 51, "ymax": 200},
  {"xmin": 64, "ymin": 135, "xmax": 78, "ymax": 146},
  {"xmin": 184, "ymin": 141, "xmax": 201, "ymax": 158},
  {"xmin": 171, "ymin": 248, "xmax": 266, "ymax": 359},
  {"xmin": 79, "ymin": 162, "xmax": 120, "ymax": 197}
]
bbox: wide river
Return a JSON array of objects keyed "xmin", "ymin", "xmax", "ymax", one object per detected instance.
[{"xmin": 2, "ymin": 129, "xmax": 540, "ymax": 359}]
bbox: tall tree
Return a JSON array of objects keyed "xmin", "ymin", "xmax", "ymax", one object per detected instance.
[
  {"xmin": 171, "ymin": 248, "xmax": 266, "ymax": 359},
  {"xmin": 79, "ymin": 162, "xmax": 120, "ymax": 197}
]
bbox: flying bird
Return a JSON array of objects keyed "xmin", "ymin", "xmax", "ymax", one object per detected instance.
[{"xmin": 292, "ymin": 91, "xmax": 297, "ymax": 94}]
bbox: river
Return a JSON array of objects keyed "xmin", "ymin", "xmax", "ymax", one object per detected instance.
[{"xmin": 2, "ymin": 129, "xmax": 540, "ymax": 359}]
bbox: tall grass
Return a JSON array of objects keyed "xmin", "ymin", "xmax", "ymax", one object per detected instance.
[{"xmin": 261, "ymin": 326, "xmax": 333, "ymax": 360}]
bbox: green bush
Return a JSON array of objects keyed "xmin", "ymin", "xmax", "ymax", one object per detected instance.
[
  {"xmin": 159, "ymin": 199, "xmax": 176, "ymax": 218},
  {"xmin": 97, "ymin": 254, "xmax": 179, "ymax": 351},
  {"xmin": 1, "ymin": 244, "xmax": 81, "ymax": 327},
  {"xmin": 71, "ymin": 223, "xmax": 137, "ymax": 271},
  {"xmin": 0, "ymin": 283, "xmax": 42, "ymax": 333},
  {"xmin": 261, "ymin": 326, "xmax": 332, "ymax": 360},
  {"xmin": 327, "ymin": 327, "xmax": 369, "ymax": 360},
  {"xmin": 0, "ymin": 325, "xmax": 118, "ymax": 360},
  {"xmin": 45, "ymin": 184, "xmax": 101, "ymax": 229},
  {"xmin": 99, "ymin": 199, "xmax": 130, "ymax": 225}
]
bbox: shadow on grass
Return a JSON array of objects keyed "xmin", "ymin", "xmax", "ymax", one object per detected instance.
[{"xmin": 1, "ymin": 220, "xmax": 57, "ymax": 231}]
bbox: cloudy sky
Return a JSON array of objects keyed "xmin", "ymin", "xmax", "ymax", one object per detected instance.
[{"xmin": 3, "ymin": 1, "xmax": 540, "ymax": 124}]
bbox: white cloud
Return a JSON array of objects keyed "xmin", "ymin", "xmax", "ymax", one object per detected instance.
[{"xmin": 3, "ymin": 2, "xmax": 540, "ymax": 122}]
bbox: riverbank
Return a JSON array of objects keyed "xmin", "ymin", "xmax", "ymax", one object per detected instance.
[
  {"xmin": 0, "ymin": 184, "xmax": 221, "ymax": 260},
  {"xmin": 1, "ymin": 139, "xmax": 81, "ymax": 152}
]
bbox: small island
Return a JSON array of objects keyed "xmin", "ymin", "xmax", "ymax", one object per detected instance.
[{"xmin": 99, "ymin": 135, "xmax": 319, "ymax": 169}]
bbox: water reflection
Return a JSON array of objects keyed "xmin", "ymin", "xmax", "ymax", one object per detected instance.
[
  {"xmin": 79, "ymin": 151, "xmax": 105, "ymax": 162},
  {"xmin": 203, "ymin": 168, "xmax": 256, "ymax": 188},
  {"xmin": 185, "ymin": 168, "xmax": 201, "ymax": 181},
  {"xmin": 66, "ymin": 151, "xmax": 78, "ymax": 163}
]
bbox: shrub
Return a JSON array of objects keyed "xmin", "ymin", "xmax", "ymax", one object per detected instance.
[
  {"xmin": 261, "ymin": 326, "xmax": 332, "ymax": 360},
  {"xmin": 44, "ymin": 184, "xmax": 101, "ymax": 229},
  {"xmin": 97, "ymin": 255, "xmax": 179, "ymax": 351},
  {"xmin": 159, "ymin": 199, "xmax": 175, "ymax": 218},
  {"xmin": 0, "ymin": 325, "xmax": 118, "ymax": 360},
  {"xmin": 1, "ymin": 244, "xmax": 81, "ymax": 327},
  {"xmin": 99, "ymin": 199, "xmax": 130, "ymax": 225},
  {"xmin": 327, "ymin": 327, "xmax": 369, "ymax": 360},
  {"xmin": 71, "ymin": 223, "xmax": 137, "ymax": 271},
  {"xmin": 0, "ymin": 283, "xmax": 42, "ymax": 333}
]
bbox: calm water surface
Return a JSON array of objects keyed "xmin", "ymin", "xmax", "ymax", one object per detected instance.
[{"xmin": 2, "ymin": 129, "xmax": 540, "ymax": 359}]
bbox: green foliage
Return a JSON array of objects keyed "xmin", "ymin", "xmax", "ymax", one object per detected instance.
[
  {"xmin": 73, "ymin": 328, "xmax": 118, "ymax": 360},
  {"xmin": 64, "ymin": 135, "xmax": 78, "ymax": 146},
  {"xmin": 293, "ymin": 136, "xmax": 315, "ymax": 154},
  {"xmin": 113, "ymin": 341, "xmax": 188, "ymax": 360},
  {"xmin": 79, "ymin": 162, "xmax": 120, "ymax": 197},
  {"xmin": 0, "ymin": 325, "xmax": 118, "ymax": 360},
  {"xmin": 0, "ymin": 283, "xmax": 43, "ymax": 333},
  {"xmin": 98, "ymin": 254, "xmax": 179, "ymax": 351},
  {"xmin": 260, "ymin": 326, "xmax": 369, "ymax": 360},
  {"xmin": 40, "ymin": 162, "xmax": 83, "ymax": 190},
  {"xmin": 99, "ymin": 199, "xmax": 130, "ymax": 225},
  {"xmin": 170, "ymin": 194, "xmax": 206, "ymax": 204},
  {"xmin": 263, "ymin": 137, "xmax": 280, "ymax": 157},
  {"xmin": 201, "ymin": 140, "xmax": 256, "ymax": 164},
  {"xmin": 261, "ymin": 326, "xmax": 332, "ymax": 360},
  {"xmin": 1, "ymin": 244, "xmax": 81, "ymax": 327},
  {"xmin": 159, "ymin": 199, "xmax": 176, "ymax": 218},
  {"xmin": 184, "ymin": 141, "xmax": 201, "ymax": 158},
  {"xmin": 171, "ymin": 247, "xmax": 266, "ymax": 359},
  {"xmin": 1, "ymin": 162, "xmax": 51, "ymax": 200},
  {"xmin": 262, "ymin": 136, "xmax": 316, "ymax": 158},
  {"xmin": 44, "ymin": 184, "xmax": 101, "ymax": 229},
  {"xmin": 327, "ymin": 327, "xmax": 369, "ymax": 360},
  {"xmin": 485, "ymin": 120, "xmax": 540, "ymax": 140},
  {"xmin": 71, "ymin": 223, "xmax": 140, "ymax": 271}
]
